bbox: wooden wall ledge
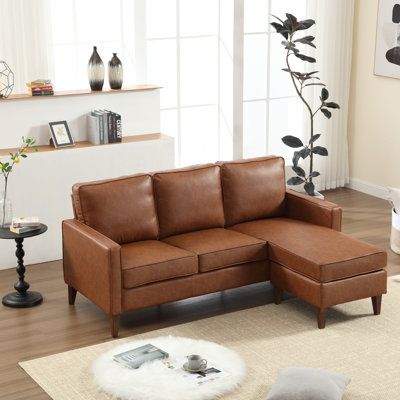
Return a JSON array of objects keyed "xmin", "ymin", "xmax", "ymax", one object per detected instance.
[
  {"xmin": 0, "ymin": 133, "xmax": 169, "ymax": 157},
  {"xmin": 1, "ymin": 85, "xmax": 161, "ymax": 101}
]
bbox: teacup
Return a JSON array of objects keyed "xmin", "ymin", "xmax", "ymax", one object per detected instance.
[{"xmin": 187, "ymin": 354, "xmax": 207, "ymax": 370}]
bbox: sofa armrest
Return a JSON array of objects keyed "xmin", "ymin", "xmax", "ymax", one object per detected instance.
[
  {"xmin": 62, "ymin": 219, "xmax": 122, "ymax": 315},
  {"xmin": 285, "ymin": 189, "xmax": 342, "ymax": 231}
]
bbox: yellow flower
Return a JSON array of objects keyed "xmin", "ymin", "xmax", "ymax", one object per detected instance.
[
  {"xmin": 22, "ymin": 148, "xmax": 27, "ymax": 153},
  {"xmin": 14, "ymin": 158, "xmax": 20, "ymax": 164}
]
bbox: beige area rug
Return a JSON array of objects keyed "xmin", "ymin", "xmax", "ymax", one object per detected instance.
[{"xmin": 20, "ymin": 278, "xmax": 400, "ymax": 400}]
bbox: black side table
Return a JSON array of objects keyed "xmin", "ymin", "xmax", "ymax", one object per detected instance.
[{"xmin": 1, "ymin": 224, "xmax": 48, "ymax": 308}]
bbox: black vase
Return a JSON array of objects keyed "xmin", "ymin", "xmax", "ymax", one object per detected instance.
[
  {"xmin": 88, "ymin": 46, "xmax": 104, "ymax": 91},
  {"xmin": 108, "ymin": 53, "xmax": 123, "ymax": 90}
]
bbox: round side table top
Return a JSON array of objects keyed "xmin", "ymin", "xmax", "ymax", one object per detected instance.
[{"xmin": 0, "ymin": 224, "xmax": 48, "ymax": 240}]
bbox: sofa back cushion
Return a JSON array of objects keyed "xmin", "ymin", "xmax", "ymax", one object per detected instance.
[
  {"xmin": 72, "ymin": 174, "xmax": 158, "ymax": 244},
  {"xmin": 153, "ymin": 164, "xmax": 225, "ymax": 238},
  {"xmin": 219, "ymin": 156, "xmax": 286, "ymax": 226}
]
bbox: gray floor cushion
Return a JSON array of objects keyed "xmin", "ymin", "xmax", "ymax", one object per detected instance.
[{"xmin": 266, "ymin": 367, "xmax": 350, "ymax": 400}]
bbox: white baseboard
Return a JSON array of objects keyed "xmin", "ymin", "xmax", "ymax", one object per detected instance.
[{"xmin": 347, "ymin": 177, "xmax": 387, "ymax": 199}]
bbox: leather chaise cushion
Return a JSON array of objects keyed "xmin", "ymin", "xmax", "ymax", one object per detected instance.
[
  {"xmin": 218, "ymin": 156, "xmax": 286, "ymax": 226},
  {"xmin": 163, "ymin": 228, "xmax": 267, "ymax": 272},
  {"xmin": 230, "ymin": 218, "xmax": 387, "ymax": 282},
  {"xmin": 121, "ymin": 240, "xmax": 198, "ymax": 289},
  {"xmin": 153, "ymin": 165, "xmax": 225, "ymax": 238},
  {"xmin": 72, "ymin": 174, "xmax": 158, "ymax": 244}
]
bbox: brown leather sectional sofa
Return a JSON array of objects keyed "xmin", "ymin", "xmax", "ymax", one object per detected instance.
[{"xmin": 62, "ymin": 156, "xmax": 387, "ymax": 337}]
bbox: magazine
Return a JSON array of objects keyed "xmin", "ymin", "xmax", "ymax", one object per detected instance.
[
  {"xmin": 113, "ymin": 344, "xmax": 169, "ymax": 369},
  {"xmin": 162, "ymin": 358, "xmax": 230, "ymax": 386}
]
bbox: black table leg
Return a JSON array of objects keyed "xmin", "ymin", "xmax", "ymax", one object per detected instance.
[{"xmin": 2, "ymin": 238, "xmax": 43, "ymax": 308}]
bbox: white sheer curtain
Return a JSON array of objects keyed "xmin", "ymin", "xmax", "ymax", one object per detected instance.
[
  {"xmin": 307, "ymin": 0, "xmax": 355, "ymax": 191},
  {"xmin": 0, "ymin": 0, "xmax": 54, "ymax": 94}
]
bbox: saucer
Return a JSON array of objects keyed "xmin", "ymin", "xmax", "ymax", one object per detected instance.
[{"xmin": 183, "ymin": 362, "xmax": 207, "ymax": 373}]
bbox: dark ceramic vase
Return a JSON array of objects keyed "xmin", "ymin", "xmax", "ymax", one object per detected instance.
[
  {"xmin": 108, "ymin": 53, "xmax": 123, "ymax": 90},
  {"xmin": 88, "ymin": 46, "xmax": 105, "ymax": 91}
]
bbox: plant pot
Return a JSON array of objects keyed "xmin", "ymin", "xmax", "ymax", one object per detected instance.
[
  {"xmin": 312, "ymin": 190, "xmax": 325, "ymax": 200},
  {"xmin": 391, "ymin": 208, "xmax": 400, "ymax": 254},
  {"xmin": 298, "ymin": 189, "xmax": 325, "ymax": 200}
]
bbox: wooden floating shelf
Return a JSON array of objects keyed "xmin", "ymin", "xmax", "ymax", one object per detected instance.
[
  {"xmin": 2, "ymin": 84, "xmax": 161, "ymax": 101},
  {"xmin": 0, "ymin": 133, "xmax": 168, "ymax": 157}
]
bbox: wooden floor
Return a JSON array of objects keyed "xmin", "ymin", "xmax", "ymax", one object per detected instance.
[{"xmin": 0, "ymin": 188, "xmax": 398, "ymax": 399}]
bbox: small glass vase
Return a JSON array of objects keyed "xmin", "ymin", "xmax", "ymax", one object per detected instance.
[{"xmin": 0, "ymin": 192, "xmax": 12, "ymax": 228}]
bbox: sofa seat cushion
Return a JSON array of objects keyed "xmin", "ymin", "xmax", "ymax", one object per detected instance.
[
  {"xmin": 230, "ymin": 218, "xmax": 387, "ymax": 283},
  {"xmin": 163, "ymin": 228, "xmax": 267, "ymax": 272},
  {"xmin": 121, "ymin": 240, "xmax": 198, "ymax": 289}
]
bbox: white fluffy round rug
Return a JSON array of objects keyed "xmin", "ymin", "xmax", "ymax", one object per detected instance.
[{"xmin": 92, "ymin": 336, "xmax": 247, "ymax": 400}]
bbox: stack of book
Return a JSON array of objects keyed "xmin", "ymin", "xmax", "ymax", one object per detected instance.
[
  {"xmin": 87, "ymin": 109, "xmax": 122, "ymax": 145},
  {"xmin": 26, "ymin": 79, "xmax": 54, "ymax": 96},
  {"xmin": 10, "ymin": 217, "xmax": 41, "ymax": 234},
  {"xmin": 113, "ymin": 344, "xmax": 169, "ymax": 369}
]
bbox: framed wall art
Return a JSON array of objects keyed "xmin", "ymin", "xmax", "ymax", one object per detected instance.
[
  {"xmin": 48, "ymin": 121, "xmax": 74, "ymax": 148},
  {"xmin": 375, "ymin": 0, "xmax": 400, "ymax": 78}
]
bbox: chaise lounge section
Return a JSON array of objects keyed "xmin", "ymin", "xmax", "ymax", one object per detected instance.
[{"xmin": 63, "ymin": 156, "xmax": 387, "ymax": 337}]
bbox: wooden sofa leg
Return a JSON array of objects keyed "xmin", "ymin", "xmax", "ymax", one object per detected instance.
[
  {"xmin": 68, "ymin": 286, "xmax": 77, "ymax": 305},
  {"xmin": 111, "ymin": 315, "xmax": 120, "ymax": 338},
  {"xmin": 372, "ymin": 295, "xmax": 382, "ymax": 315},
  {"xmin": 317, "ymin": 308, "xmax": 326, "ymax": 329},
  {"xmin": 273, "ymin": 286, "xmax": 283, "ymax": 305}
]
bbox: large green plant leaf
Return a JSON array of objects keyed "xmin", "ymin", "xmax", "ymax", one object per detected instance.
[
  {"xmin": 321, "ymin": 108, "xmax": 332, "ymax": 119},
  {"xmin": 295, "ymin": 53, "xmax": 316, "ymax": 63},
  {"xmin": 292, "ymin": 165, "xmax": 306, "ymax": 177},
  {"xmin": 287, "ymin": 176, "xmax": 305, "ymax": 185},
  {"xmin": 292, "ymin": 151, "xmax": 301, "ymax": 166},
  {"xmin": 286, "ymin": 13, "xmax": 300, "ymax": 29},
  {"xmin": 294, "ymin": 35, "xmax": 316, "ymax": 48},
  {"xmin": 321, "ymin": 88, "xmax": 329, "ymax": 101},
  {"xmin": 309, "ymin": 134, "xmax": 321, "ymax": 144},
  {"xmin": 297, "ymin": 19, "xmax": 315, "ymax": 30},
  {"xmin": 270, "ymin": 22, "xmax": 289, "ymax": 39},
  {"xmin": 309, "ymin": 171, "xmax": 321, "ymax": 177},
  {"xmin": 312, "ymin": 146, "xmax": 328, "ymax": 156},
  {"xmin": 304, "ymin": 181, "xmax": 315, "ymax": 195},
  {"xmin": 298, "ymin": 147, "xmax": 311, "ymax": 159},
  {"xmin": 325, "ymin": 102, "xmax": 340, "ymax": 109},
  {"xmin": 282, "ymin": 135, "xmax": 303, "ymax": 148}
]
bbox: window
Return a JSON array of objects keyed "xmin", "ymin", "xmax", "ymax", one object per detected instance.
[
  {"xmin": 146, "ymin": 0, "xmax": 227, "ymax": 165},
  {"xmin": 50, "ymin": 0, "xmax": 136, "ymax": 91},
  {"xmin": 50, "ymin": 0, "xmax": 307, "ymax": 166},
  {"xmin": 243, "ymin": 0, "xmax": 307, "ymax": 160}
]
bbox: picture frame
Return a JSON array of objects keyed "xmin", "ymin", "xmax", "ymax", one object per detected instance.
[
  {"xmin": 48, "ymin": 120, "xmax": 74, "ymax": 148},
  {"xmin": 375, "ymin": 0, "xmax": 400, "ymax": 79}
]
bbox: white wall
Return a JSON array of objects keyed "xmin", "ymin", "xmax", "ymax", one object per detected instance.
[
  {"xmin": 0, "ymin": 136, "xmax": 174, "ymax": 270},
  {"xmin": 0, "ymin": 88, "xmax": 160, "ymax": 147},
  {"xmin": 348, "ymin": 0, "xmax": 400, "ymax": 195}
]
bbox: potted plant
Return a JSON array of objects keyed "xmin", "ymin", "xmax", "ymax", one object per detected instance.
[
  {"xmin": 271, "ymin": 13, "xmax": 340, "ymax": 196},
  {"xmin": 0, "ymin": 137, "xmax": 37, "ymax": 228}
]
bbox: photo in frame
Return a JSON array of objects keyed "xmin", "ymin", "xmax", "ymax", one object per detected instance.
[
  {"xmin": 48, "ymin": 121, "xmax": 74, "ymax": 148},
  {"xmin": 375, "ymin": 0, "xmax": 400, "ymax": 78}
]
